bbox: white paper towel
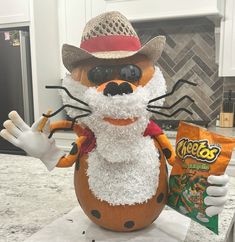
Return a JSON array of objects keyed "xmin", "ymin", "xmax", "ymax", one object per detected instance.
[{"xmin": 25, "ymin": 206, "xmax": 191, "ymax": 242}]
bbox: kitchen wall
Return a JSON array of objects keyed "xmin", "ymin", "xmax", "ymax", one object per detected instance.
[
  {"xmin": 223, "ymin": 78, "xmax": 235, "ymax": 122},
  {"xmin": 224, "ymin": 77, "xmax": 235, "ymax": 92},
  {"xmin": 133, "ymin": 17, "xmax": 223, "ymax": 125}
]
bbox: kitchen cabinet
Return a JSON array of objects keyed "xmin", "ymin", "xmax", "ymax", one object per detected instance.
[
  {"xmin": 86, "ymin": 0, "xmax": 224, "ymax": 22},
  {"xmin": 0, "ymin": 0, "xmax": 29, "ymax": 25},
  {"xmin": 219, "ymin": 0, "xmax": 235, "ymax": 76},
  {"xmin": 58, "ymin": 0, "xmax": 86, "ymax": 76},
  {"xmin": 58, "ymin": 0, "xmax": 86, "ymax": 47},
  {"xmin": 57, "ymin": 0, "xmax": 224, "ymax": 42},
  {"xmin": 29, "ymin": 0, "xmax": 62, "ymax": 120}
]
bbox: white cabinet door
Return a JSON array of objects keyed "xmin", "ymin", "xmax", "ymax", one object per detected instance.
[
  {"xmin": 87, "ymin": 0, "xmax": 224, "ymax": 22},
  {"xmin": 0, "ymin": 0, "xmax": 29, "ymax": 25},
  {"xmin": 58, "ymin": 0, "xmax": 86, "ymax": 47},
  {"xmin": 29, "ymin": 0, "xmax": 63, "ymax": 120},
  {"xmin": 58, "ymin": 0, "xmax": 87, "ymax": 76},
  {"xmin": 219, "ymin": 0, "xmax": 235, "ymax": 76}
]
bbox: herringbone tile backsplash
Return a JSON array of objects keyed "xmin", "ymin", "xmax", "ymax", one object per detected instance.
[{"xmin": 133, "ymin": 17, "xmax": 223, "ymax": 124}]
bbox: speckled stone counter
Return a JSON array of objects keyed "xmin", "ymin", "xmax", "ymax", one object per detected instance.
[
  {"xmin": 164, "ymin": 126, "xmax": 235, "ymax": 139},
  {"xmin": 0, "ymin": 154, "xmax": 235, "ymax": 242},
  {"xmin": 208, "ymin": 127, "xmax": 235, "ymax": 137},
  {"xmin": 0, "ymin": 154, "xmax": 77, "ymax": 242}
]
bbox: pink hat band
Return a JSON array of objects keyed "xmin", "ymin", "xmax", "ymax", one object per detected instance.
[{"xmin": 80, "ymin": 35, "xmax": 142, "ymax": 53}]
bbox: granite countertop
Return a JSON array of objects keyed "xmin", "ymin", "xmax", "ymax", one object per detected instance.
[
  {"xmin": 0, "ymin": 154, "xmax": 77, "ymax": 242},
  {"xmin": 165, "ymin": 126, "xmax": 235, "ymax": 139},
  {"xmin": 208, "ymin": 126, "xmax": 235, "ymax": 137},
  {"xmin": 0, "ymin": 154, "xmax": 235, "ymax": 242}
]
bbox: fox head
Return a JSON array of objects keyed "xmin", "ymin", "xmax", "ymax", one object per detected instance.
[{"xmin": 60, "ymin": 54, "xmax": 166, "ymax": 129}]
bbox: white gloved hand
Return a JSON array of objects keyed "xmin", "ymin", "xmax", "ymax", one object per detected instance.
[
  {"xmin": 0, "ymin": 111, "xmax": 65, "ymax": 171},
  {"xmin": 204, "ymin": 174, "xmax": 229, "ymax": 217}
]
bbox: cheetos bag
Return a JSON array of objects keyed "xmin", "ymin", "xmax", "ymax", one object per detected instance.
[{"xmin": 167, "ymin": 121, "xmax": 235, "ymax": 234}]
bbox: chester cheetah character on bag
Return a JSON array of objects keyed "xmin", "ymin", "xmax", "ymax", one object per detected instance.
[{"xmin": 0, "ymin": 11, "xmax": 229, "ymax": 232}]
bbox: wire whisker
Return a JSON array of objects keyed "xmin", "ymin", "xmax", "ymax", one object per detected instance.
[
  {"xmin": 46, "ymin": 85, "xmax": 89, "ymax": 107},
  {"xmin": 147, "ymin": 95, "xmax": 194, "ymax": 109},
  {"xmin": 48, "ymin": 112, "xmax": 91, "ymax": 138},
  {"xmin": 71, "ymin": 113, "xmax": 92, "ymax": 128},
  {"xmin": 148, "ymin": 79, "xmax": 197, "ymax": 104},
  {"xmin": 147, "ymin": 108, "xmax": 193, "ymax": 117},
  {"xmin": 43, "ymin": 104, "xmax": 91, "ymax": 118}
]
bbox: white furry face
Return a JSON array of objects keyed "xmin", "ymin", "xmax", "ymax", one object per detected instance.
[
  {"xmin": 61, "ymin": 66, "xmax": 166, "ymax": 127},
  {"xmin": 61, "ymin": 66, "xmax": 166, "ymax": 163},
  {"xmin": 61, "ymin": 66, "xmax": 166, "ymax": 162}
]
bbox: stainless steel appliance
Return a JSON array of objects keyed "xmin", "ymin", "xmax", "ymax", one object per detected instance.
[{"xmin": 0, "ymin": 28, "xmax": 34, "ymax": 154}]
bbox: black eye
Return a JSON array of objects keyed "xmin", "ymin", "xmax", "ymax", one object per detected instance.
[
  {"xmin": 88, "ymin": 66, "xmax": 113, "ymax": 85},
  {"xmin": 120, "ymin": 64, "xmax": 142, "ymax": 82}
]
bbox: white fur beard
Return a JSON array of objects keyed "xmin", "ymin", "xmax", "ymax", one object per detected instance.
[
  {"xmin": 89, "ymin": 116, "xmax": 150, "ymax": 162},
  {"xmin": 87, "ymin": 136, "xmax": 160, "ymax": 205},
  {"xmin": 60, "ymin": 66, "xmax": 166, "ymax": 163}
]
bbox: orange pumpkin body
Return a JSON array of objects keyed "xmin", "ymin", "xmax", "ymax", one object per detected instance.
[{"xmin": 74, "ymin": 139, "xmax": 168, "ymax": 231}]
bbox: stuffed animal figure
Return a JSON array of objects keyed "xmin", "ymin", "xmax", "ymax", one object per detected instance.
[{"xmin": 0, "ymin": 11, "xmax": 229, "ymax": 232}]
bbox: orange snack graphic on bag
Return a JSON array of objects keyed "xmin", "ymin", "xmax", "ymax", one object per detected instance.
[{"xmin": 168, "ymin": 121, "xmax": 235, "ymax": 234}]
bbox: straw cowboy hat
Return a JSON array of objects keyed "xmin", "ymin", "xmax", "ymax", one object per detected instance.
[{"xmin": 62, "ymin": 11, "xmax": 166, "ymax": 72}]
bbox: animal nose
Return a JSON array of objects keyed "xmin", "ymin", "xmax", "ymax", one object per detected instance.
[
  {"xmin": 96, "ymin": 81, "xmax": 136, "ymax": 96},
  {"xmin": 103, "ymin": 82, "xmax": 133, "ymax": 96}
]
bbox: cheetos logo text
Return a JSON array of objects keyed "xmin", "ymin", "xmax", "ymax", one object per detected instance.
[{"xmin": 176, "ymin": 138, "xmax": 221, "ymax": 163}]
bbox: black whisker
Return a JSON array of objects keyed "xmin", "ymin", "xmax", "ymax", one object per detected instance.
[
  {"xmin": 71, "ymin": 113, "xmax": 92, "ymax": 128},
  {"xmin": 43, "ymin": 105, "xmax": 91, "ymax": 118},
  {"xmin": 148, "ymin": 79, "xmax": 197, "ymax": 104},
  {"xmin": 46, "ymin": 85, "xmax": 89, "ymax": 107},
  {"xmin": 147, "ymin": 108, "xmax": 193, "ymax": 117},
  {"xmin": 48, "ymin": 112, "xmax": 91, "ymax": 138},
  {"xmin": 147, "ymin": 95, "xmax": 194, "ymax": 109}
]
